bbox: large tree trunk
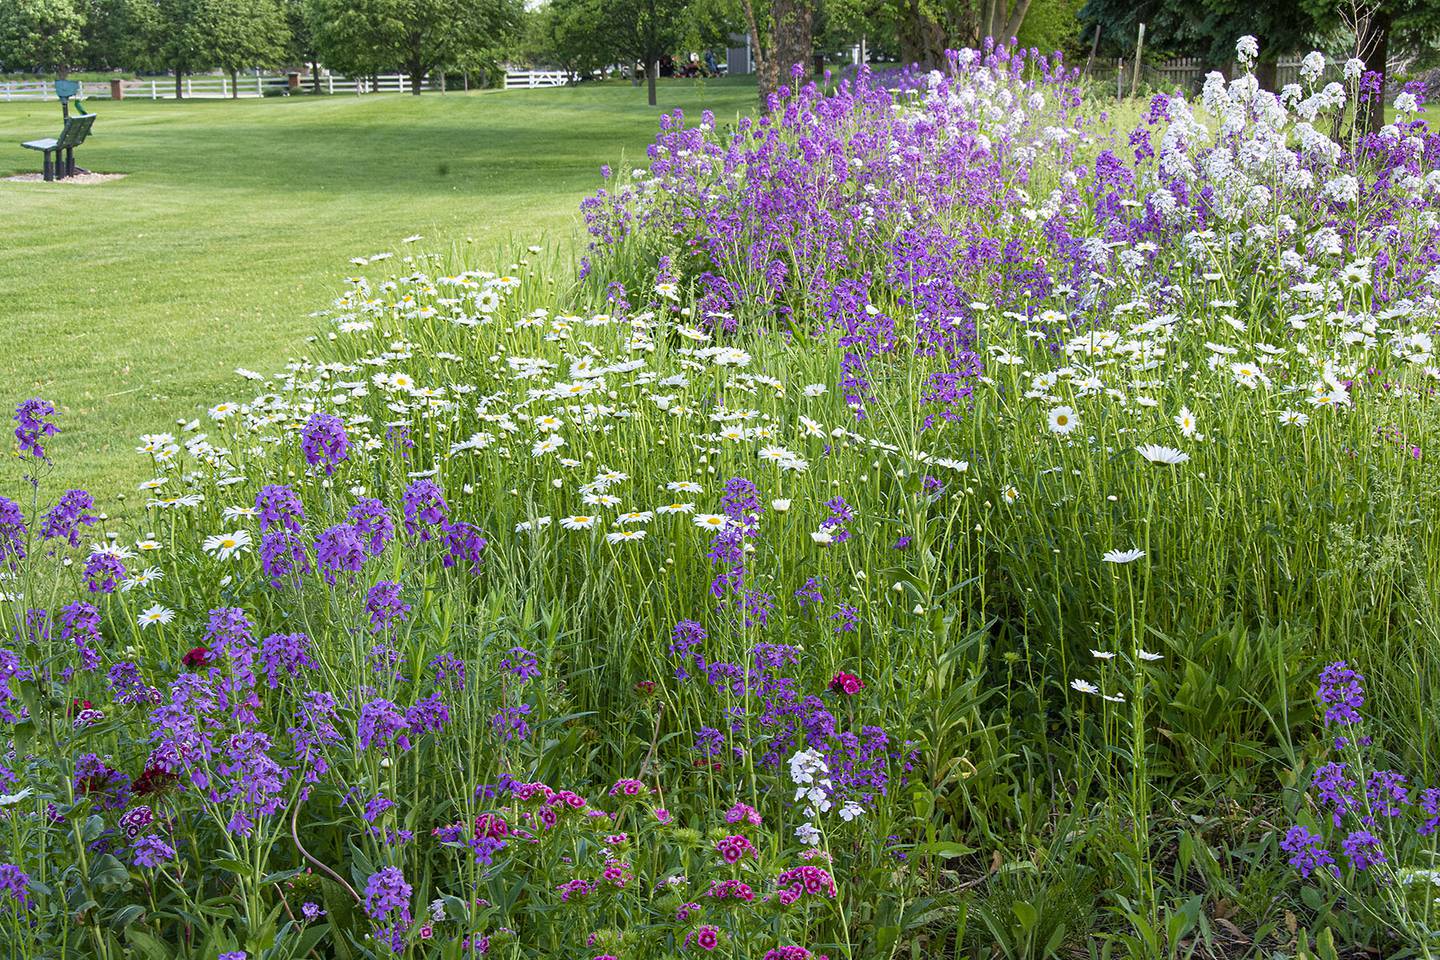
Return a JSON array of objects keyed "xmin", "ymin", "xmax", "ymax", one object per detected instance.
[
  {"xmin": 896, "ymin": 0, "xmax": 946, "ymax": 68},
  {"xmin": 1358, "ymin": 8, "xmax": 1392, "ymax": 135},
  {"xmin": 410, "ymin": 63, "xmax": 425, "ymax": 95},
  {"xmin": 647, "ymin": 60, "xmax": 657, "ymax": 106},
  {"xmin": 229, "ymin": 68, "xmax": 239, "ymax": 99},
  {"xmin": 175, "ymin": 65, "xmax": 184, "ymax": 100},
  {"xmin": 741, "ymin": 0, "xmax": 772, "ymax": 105},
  {"xmin": 311, "ymin": 58, "xmax": 321, "ymax": 94},
  {"xmin": 769, "ymin": 0, "xmax": 814, "ymax": 95},
  {"xmin": 981, "ymin": 0, "xmax": 1032, "ymax": 42}
]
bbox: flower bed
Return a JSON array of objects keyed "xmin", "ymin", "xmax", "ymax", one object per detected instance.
[{"xmin": 4, "ymin": 37, "xmax": 1440, "ymax": 959}]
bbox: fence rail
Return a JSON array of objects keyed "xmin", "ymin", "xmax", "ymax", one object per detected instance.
[
  {"xmin": 0, "ymin": 73, "xmax": 441, "ymax": 101},
  {"xmin": 503, "ymin": 69, "xmax": 574, "ymax": 89}
]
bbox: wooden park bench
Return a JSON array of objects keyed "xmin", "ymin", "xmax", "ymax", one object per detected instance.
[{"xmin": 22, "ymin": 112, "xmax": 96, "ymax": 181}]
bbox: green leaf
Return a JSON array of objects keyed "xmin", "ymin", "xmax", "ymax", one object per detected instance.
[
  {"xmin": 87, "ymin": 853, "xmax": 129, "ymax": 889},
  {"xmin": 926, "ymin": 840, "xmax": 976, "ymax": 859},
  {"xmin": 109, "ymin": 903, "xmax": 146, "ymax": 930},
  {"xmin": 125, "ymin": 928, "xmax": 174, "ymax": 960}
]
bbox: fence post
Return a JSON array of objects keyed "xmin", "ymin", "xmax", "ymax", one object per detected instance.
[
  {"xmin": 327, "ymin": 74, "xmax": 333, "ymax": 95},
  {"xmin": 151, "ymin": 80, "xmax": 157, "ymax": 100},
  {"xmin": 186, "ymin": 77, "xmax": 192, "ymax": 97},
  {"xmin": 1130, "ymin": 22, "xmax": 1145, "ymax": 98}
]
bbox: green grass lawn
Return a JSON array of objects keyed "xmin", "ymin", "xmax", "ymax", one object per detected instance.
[{"xmin": 1, "ymin": 79, "xmax": 755, "ymax": 507}]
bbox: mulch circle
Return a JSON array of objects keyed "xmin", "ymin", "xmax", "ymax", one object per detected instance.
[{"xmin": 4, "ymin": 168, "xmax": 126, "ymax": 184}]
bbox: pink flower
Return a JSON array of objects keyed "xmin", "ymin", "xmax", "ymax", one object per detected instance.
[{"xmin": 828, "ymin": 672, "xmax": 864, "ymax": 695}]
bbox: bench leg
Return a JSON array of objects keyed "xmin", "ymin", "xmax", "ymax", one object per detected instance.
[
  {"xmin": 42, "ymin": 150, "xmax": 53, "ymax": 182},
  {"xmin": 64, "ymin": 148, "xmax": 74, "ymax": 178}
]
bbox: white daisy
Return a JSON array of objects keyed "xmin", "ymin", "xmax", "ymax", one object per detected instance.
[
  {"xmin": 201, "ymin": 530, "xmax": 252, "ymax": 560},
  {"xmin": 1135, "ymin": 444, "xmax": 1189, "ymax": 465},
  {"xmin": 137, "ymin": 604, "xmax": 175, "ymax": 628},
  {"xmin": 1102, "ymin": 548, "xmax": 1146, "ymax": 564}
]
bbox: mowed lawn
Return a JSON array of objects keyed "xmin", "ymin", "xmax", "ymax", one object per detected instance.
[{"xmin": 1, "ymin": 79, "xmax": 755, "ymax": 504}]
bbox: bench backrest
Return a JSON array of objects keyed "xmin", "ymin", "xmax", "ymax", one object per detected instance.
[{"xmin": 57, "ymin": 114, "xmax": 95, "ymax": 149}]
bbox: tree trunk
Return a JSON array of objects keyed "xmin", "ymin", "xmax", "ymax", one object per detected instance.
[
  {"xmin": 769, "ymin": 0, "xmax": 814, "ymax": 95},
  {"xmin": 230, "ymin": 68, "xmax": 239, "ymax": 99},
  {"xmin": 896, "ymin": 0, "xmax": 946, "ymax": 68},
  {"xmin": 647, "ymin": 60, "xmax": 657, "ymax": 106},
  {"xmin": 740, "ymin": 0, "xmax": 773, "ymax": 105},
  {"xmin": 1255, "ymin": 59, "xmax": 1276, "ymax": 93},
  {"xmin": 1358, "ymin": 9, "xmax": 1392, "ymax": 135},
  {"xmin": 411, "ymin": 65, "xmax": 425, "ymax": 94},
  {"xmin": 311, "ymin": 59, "xmax": 321, "ymax": 94},
  {"xmin": 175, "ymin": 66, "xmax": 184, "ymax": 100}
]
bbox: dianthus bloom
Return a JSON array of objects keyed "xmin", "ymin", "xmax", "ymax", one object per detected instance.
[
  {"xmin": 1318, "ymin": 661, "xmax": 1364, "ymax": 726},
  {"xmin": 725, "ymin": 801, "xmax": 762, "ymax": 826},
  {"xmin": 14, "ymin": 398, "xmax": 58, "ymax": 461},
  {"xmin": 687, "ymin": 925, "xmax": 721, "ymax": 952},
  {"xmin": 775, "ymin": 865, "xmax": 837, "ymax": 904},
  {"xmin": 763, "ymin": 949, "xmax": 829, "ymax": 960},
  {"xmin": 301, "ymin": 413, "xmax": 349, "ymax": 475},
  {"xmin": 608, "ymin": 778, "xmax": 646, "ymax": 798},
  {"xmin": 828, "ymin": 672, "xmax": 864, "ymax": 695},
  {"xmin": 715, "ymin": 834, "xmax": 757, "ymax": 864},
  {"xmin": 1280, "ymin": 825, "xmax": 1338, "ymax": 878}
]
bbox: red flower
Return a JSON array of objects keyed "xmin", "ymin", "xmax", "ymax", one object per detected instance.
[
  {"xmin": 828, "ymin": 672, "xmax": 864, "ymax": 696},
  {"xmin": 181, "ymin": 646, "xmax": 212, "ymax": 668}
]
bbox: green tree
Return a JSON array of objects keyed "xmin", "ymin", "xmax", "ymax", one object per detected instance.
[
  {"xmin": 0, "ymin": 0, "xmax": 87, "ymax": 77},
  {"xmin": 307, "ymin": 0, "xmax": 520, "ymax": 95},
  {"xmin": 198, "ymin": 0, "xmax": 290, "ymax": 97}
]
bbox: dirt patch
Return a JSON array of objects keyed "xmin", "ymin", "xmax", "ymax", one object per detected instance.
[{"xmin": 4, "ymin": 170, "xmax": 126, "ymax": 184}]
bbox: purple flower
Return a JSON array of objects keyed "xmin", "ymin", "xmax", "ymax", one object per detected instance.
[
  {"xmin": 315, "ymin": 523, "xmax": 366, "ymax": 584},
  {"xmin": 0, "ymin": 498, "xmax": 26, "ymax": 568},
  {"xmin": 1280, "ymin": 825, "xmax": 1337, "ymax": 878},
  {"xmin": 402, "ymin": 479, "xmax": 447, "ymax": 540},
  {"xmin": 363, "ymin": 866, "xmax": 412, "ymax": 922},
  {"xmin": 1341, "ymin": 830, "xmax": 1385, "ymax": 871},
  {"xmin": 492, "ymin": 704, "xmax": 532, "ymax": 742},
  {"xmin": 40, "ymin": 490, "xmax": 96, "ymax": 547},
  {"xmin": 83, "ymin": 552, "xmax": 125, "ymax": 594},
  {"xmin": 259, "ymin": 633, "xmax": 317, "ymax": 687},
  {"xmin": 440, "ymin": 520, "xmax": 486, "ymax": 574},
  {"xmin": 348, "ymin": 498, "xmax": 394, "ymax": 555},
  {"xmin": 259, "ymin": 528, "xmax": 310, "ymax": 587},
  {"xmin": 255, "ymin": 484, "xmax": 305, "ymax": 534},
  {"xmin": 301, "ymin": 413, "xmax": 349, "ymax": 474},
  {"xmin": 365, "ymin": 580, "xmax": 411, "ymax": 632},
  {"xmin": 500, "ymin": 647, "xmax": 540, "ymax": 682},
  {"xmin": 358, "ymin": 699, "xmax": 412, "ymax": 753},
  {"xmin": 0, "ymin": 863, "xmax": 31, "ymax": 907},
  {"xmin": 59, "ymin": 601, "xmax": 101, "ymax": 671},
  {"xmin": 131, "ymin": 835, "xmax": 175, "ymax": 868},
  {"xmin": 1317, "ymin": 661, "xmax": 1364, "ymax": 726},
  {"xmin": 14, "ymin": 398, "xmax": 58, "ymax": 461}
]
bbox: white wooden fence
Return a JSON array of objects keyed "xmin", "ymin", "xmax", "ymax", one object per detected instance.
[
  {"xmin": 0, "ymin": 73, "xmax": 438, "ymax": 101},
  {"xmin": 503, "ymin": 69, "xmax": 574, "ymax": 89}
]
